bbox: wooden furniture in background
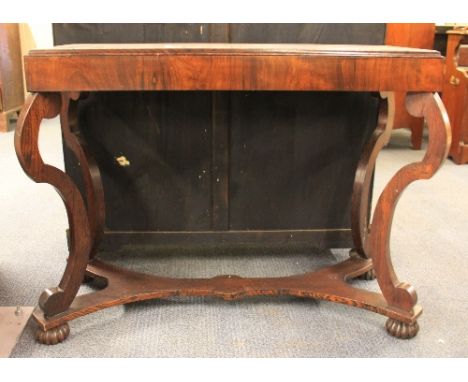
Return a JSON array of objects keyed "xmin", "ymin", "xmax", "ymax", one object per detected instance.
[
  {"xmin": 385, "ymin": 23, "xmax": 436, "ymax": 150},
  {"xmin": 16, "ymin": 44, "xmax": 450, "ymax": 344},
  {"xmin": 0, "ymin": 24, "xmax": 24, "ymax": 132},
  {"xmin": 442, "ymin": 27, "xmax": 468, "ymax": 164}
]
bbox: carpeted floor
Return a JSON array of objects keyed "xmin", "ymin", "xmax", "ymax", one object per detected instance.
[{"xmin": 1, "ymin": 117, "xmax": 467, "ymax": 357}]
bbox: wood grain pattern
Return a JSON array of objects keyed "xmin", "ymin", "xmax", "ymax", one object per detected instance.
[
  {"xmin": 32, "ymin": 255, "xmax": 422, "ymax": 332},
  {"xmin": 368, "ymin": 92, "xmax": 450, "ymax": 311},
  {"xmin": 351, "ymin": 93, "xmax": 394, "ymax": 257},
  {"xmin": 385, "ymin": 24, "xmax": 435, "ymax": 49},
  {"xmin": 60, "ymin": 92, "xmax": 105, "ymax": 258},
  {"xmin": 24, "ymin": 44, "xmax": 443, "ymax": 92},
  {"xmin": 15, "ymin": 93, "xmax": 92, "ymax": 316}
]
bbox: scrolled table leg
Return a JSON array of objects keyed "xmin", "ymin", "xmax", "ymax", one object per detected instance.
[
  {"xmin": 60, "ymin": 92, "xmax": 105, "ymax": 260},
  {"xmin": 350, "ymin": 92, "xmax": 396, "ymax": 280},
  {"xmin": 15, "ymin": 93, "xmax": 93, "ymax": 328},
  {"xmin": 366, "ymin": 92, "xmax": 451, "ymax": 338}
]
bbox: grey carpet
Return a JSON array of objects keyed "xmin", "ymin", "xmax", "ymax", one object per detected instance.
[{"xmin": 1, "ymin": 117, "xmax": 467, "ymax": 357}]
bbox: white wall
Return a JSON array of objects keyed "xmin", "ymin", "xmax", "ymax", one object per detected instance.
[
  {"xmin": 19, "ymin": 23, "xmax": 53, "ymax": 53},
  {"xmin": 18, "ymin": 23, "xmax": 53, "ymax": 96},
  {"xmin": 26, "ymin": 24, "xmax": 54, "ymax": 48}
]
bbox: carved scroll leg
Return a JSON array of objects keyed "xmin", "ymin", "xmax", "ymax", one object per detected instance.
[
  {"xmin": 367, "ymin": 92, "xmax": 451, "ymax": 338},
  {"xmin": 350, "ymin": 93, "xmax": 395, "ymax": 280},
  {"xmin": 15, "ymin": 93, "xmax": 93, "ymax": 343},
  {"xmin": 61, "ymin": 92, "xmax": 105, "ymax": 261}
]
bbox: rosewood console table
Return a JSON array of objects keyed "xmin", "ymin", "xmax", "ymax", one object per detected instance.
[{"xmin": 16, "ymin": 44, "xmax": 450, "ymax": 345}]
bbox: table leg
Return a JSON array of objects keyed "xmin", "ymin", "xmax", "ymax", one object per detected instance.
[
  {"xmin": 365, "ymin": 92, "xmax": 450, "ymax": 338},
  {"xmin": 15, "ymin": 92, "xmax": 104, "ymax": 344},
  {"xmin": 60, "ymin": 92, "xmax": 105, "ymax": 260},
  {"xmin": 350, "ymin": 92, "xmax": 395, "ymax": 280}
]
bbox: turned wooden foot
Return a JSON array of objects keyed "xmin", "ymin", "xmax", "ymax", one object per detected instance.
[
  {"xmin": 36, "ymin": 323, "xmax": 70, "ymax": 345},
  {"xmin": 385, "ymin": 318, "xmax": 419, "ymax": 339}
]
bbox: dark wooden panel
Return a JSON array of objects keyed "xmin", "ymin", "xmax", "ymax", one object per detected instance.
[
  {"xmin": 73, "ymin": 91, "xmax": 213, "ymax": 231},
  {"xmin": 211, "ymin": 92, "xmax": 230, "ymax": 229},
  {"xmin": 100, "ymin": 229, "xmax": 352, "ymax": 253},
  {"xmin": 53, "ymin": 23, "xmax": 227, "ymax": 44},
  {"xmin": 229, "ymin": 91, "xmax": 378, "ymax": 230},
  {"xmin": 53, "ymin": 24, "xmax": 385, "ymax": 46},
  {"xmin": 53, "ymin": 24, "xmax": 145, "ymax": 44},
  {"xmin": 142, "ymin": 24, "xmax": 211, "ymax": 42},
  {"xmin": 229, "ymin": 23, "xmax": 385, "ymax": 44}
]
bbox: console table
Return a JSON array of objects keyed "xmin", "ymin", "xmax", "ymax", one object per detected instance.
[{"xmin": 16, "ymin": 44, "xmax": 450, "ymax": 345}]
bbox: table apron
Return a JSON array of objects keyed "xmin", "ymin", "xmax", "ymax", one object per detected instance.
[{"xmin": 24, "ymin": 55, "xmax": 444, "ymax": 92}]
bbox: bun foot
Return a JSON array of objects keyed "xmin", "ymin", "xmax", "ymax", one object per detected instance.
[
  {"xmin": 36, "ymin": 323, "xmax": 70, "ymax": 345},
  {"xmin": 385, "ymin": 318, "xmax": 419, "ymax": 339}
]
